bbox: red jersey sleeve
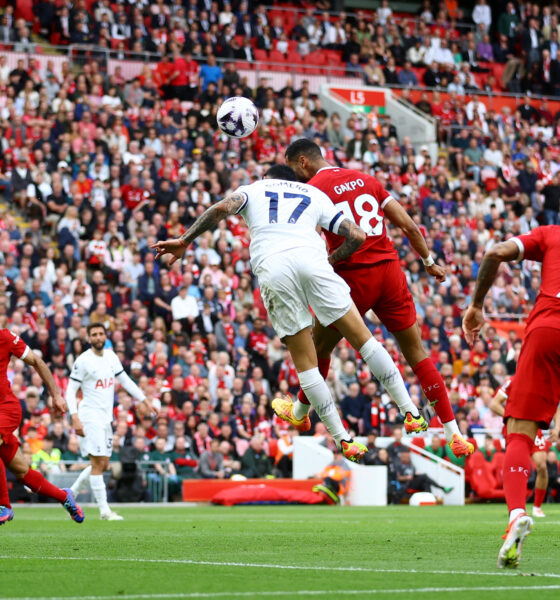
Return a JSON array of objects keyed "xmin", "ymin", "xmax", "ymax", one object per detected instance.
[
  {"xmin": 6, "ymin": 330, "xmax": 30, "ymax": 360},
  {"xmin": 513, "ymin": 227, "xmax": 546, "ymax": 262}
]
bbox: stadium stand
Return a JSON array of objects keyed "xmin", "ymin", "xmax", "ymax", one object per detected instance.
[{"xmin": 1, "ymin": 0, "xmax": 560, "ymax": 504}]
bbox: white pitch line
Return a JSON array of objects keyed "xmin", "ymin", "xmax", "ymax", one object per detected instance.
[
  {"xmin": 5, "ymin": 585, "xmax": 560, "ymax": 600},
  {"xmin": 2, "ymin": 556, "xmax": 560, "ymax": 579}
]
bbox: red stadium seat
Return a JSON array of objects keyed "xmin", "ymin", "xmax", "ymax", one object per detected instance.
[
  {"xmin": 490, "ymin": 62, "xmax": 506, "ymax": 90},
  {"xmin": 466, "ymin": 452, "xmax": 504, "ymax": 499},
  {"xmin": 15, "ymin": 0, "xmax": 33, "ymax": 22},
  {"xmin": 283, "ymin": 12, "xmax": 296, "ymax": 35},
  {"xmin": 307, "ymin": 51, "xmax": 325, "ymax": 66},
  {"xmin": 254, "ymin": 49, "xmax": 268, "ymax": 62},
  {"xmin": 287, "ymin": 51, "xmax": 303, "ymax": 64},
  {"xmin": 269, "ymin": 49, "xmax": 286, "ymax": 63},
  {"xmin": 235, "ymin": 61, "xmax": 253, "ymax": 71}
]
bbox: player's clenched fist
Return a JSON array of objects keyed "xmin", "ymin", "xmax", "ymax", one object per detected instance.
[
  {"xmin": 425, "ymin": 263, "xmax": 446, "ymax": 283},
  {"xmin": 51, "ymin": 393, "xmax": 68, "ymax": 417}
]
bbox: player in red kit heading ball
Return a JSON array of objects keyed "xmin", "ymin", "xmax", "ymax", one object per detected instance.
[
  {"xmin": 285, "ymin": 139, "xmax": 473, "ymax": 457},
  {"xmin": 463, "ymin": 225, "xmax": 560, "ymax": 568},
  {"xmin": 0, "ymin": 329, "xmax": 84, "ymax": 525}
]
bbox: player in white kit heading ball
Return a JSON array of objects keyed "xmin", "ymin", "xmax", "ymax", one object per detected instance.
[{"xmin": 151, "ymin": 165, "xmax": 423, "ymax": 462}]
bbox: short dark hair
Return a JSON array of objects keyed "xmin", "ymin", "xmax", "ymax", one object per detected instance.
[
  {"xmin": 264, "ymin": 164, "xmax": 297, "ymax": 181},
  {"xmin": 285, "ymin": 138, "xmax": 323, "ymax": 163},
  {"xmin": 87, "ymin": 322, "xmax": 106, "ymax": 335}
]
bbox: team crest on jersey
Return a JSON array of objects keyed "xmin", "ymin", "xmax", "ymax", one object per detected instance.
[{"xmin": 95, "ymin": 377, "xmax": 114, "ymax": 389}]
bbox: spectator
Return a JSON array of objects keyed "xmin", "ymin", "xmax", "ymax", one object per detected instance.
[
  {"xmin": 199, "ymin": 54, "xmax": 222, "ymax": 92},
  {"xmin": 542, "ymin": 174, "xmax": 560, "ymax": 224},
  {"xmin": 199, "ymin": 438, "xmax": 224, "ymax": 479},
  {"xmin": 241, "ymin": 436, "xmax": 272, "ymax": 478},
  {"xmin": 396, "ymin": 449, "xmax": 453, "ymax": 496},
  {"xmin": 398, "ymin": 61, "xmax": 419, "ymax": 86}
]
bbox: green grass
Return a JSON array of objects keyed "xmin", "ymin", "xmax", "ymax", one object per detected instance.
[{"xmin": 1, "ymin": 504, "xmax": 560, "ymax": 599}]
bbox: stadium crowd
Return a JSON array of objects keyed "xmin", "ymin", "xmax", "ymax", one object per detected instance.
[{"xmin": 1, "ymin": 1, "xmax": 560, "ymax": 502}]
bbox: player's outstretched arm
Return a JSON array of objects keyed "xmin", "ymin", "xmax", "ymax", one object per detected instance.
[
  {"xmin": 328, "ymin": 218, "xmax": 366, "ymax": 265},
  {"xmin": 150, "ymin": 192, "xmax": 246, "ymax": 264},
  {"xmin": 23, "ymin": 351, "xmax": 67, "ymax": 416},
  {"xmin": 462, "ymin": 240, "xmax": 520, "ymax": 346},
  {"xmin": 383, "ymin": 199, "xmax": 445, "ymax": 282}
]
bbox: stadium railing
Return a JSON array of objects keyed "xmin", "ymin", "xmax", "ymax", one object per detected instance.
[
  {"xmin": 4, "ymin": 44, "xmax": 560, "ymax": 108},
  {"xmin": 49, "ymin": 461, "xmax": 170, "ymax": 503}
]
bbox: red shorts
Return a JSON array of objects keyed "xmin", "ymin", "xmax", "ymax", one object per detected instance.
[
  {"xmin": 505, "ymin": 327, "xmax": 560, "ymax": 428},
  {"xmin": 0, "ymin": 395, "xmax": 22, "ymax": 436},
  {"xmin": 336, "ymin": 259, "xmax": 416, "ymax": 333},
  {"xmin": 0, "ymin": 395, "xmax": 22, "ymax": 464}
]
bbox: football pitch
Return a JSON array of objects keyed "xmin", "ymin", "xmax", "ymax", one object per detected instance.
[{"xmin": 2, "ymin": 504, "xmax": 560, "ymax": 600}]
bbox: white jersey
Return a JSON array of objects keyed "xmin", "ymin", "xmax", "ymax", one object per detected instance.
[
  {"xmin": 70, "ymin": 348, "xmax": 124, "ymax": 424},
  {"xmin": 235, "ymin": 178, "xmax": 344, "ymax": 271}
]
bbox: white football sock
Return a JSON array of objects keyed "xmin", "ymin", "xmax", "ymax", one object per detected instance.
[
  {"xmin": 443, "ymin": 420, "xmax": 461, "ymax": 443},
  {"xmin": 509, "ymin": 508, "xmax": 526, "ymax": 524},
  {"xmin": 90, "ymin": 474, "xmax": 110, "ymax": 515},
  {"xmin": 70, "ymin": 465, "xmax": 92, "ymax": 494},
  {"xmin": 298, "ymin": 367, "xmax": 348, "ymax": 444},
  {"xmin": 359, "ymin": 338, "xmax": 419, "ymax": 417},
  {"xmin": 293, "ymin": 399, "xmax": 310, "ymax": 420}
]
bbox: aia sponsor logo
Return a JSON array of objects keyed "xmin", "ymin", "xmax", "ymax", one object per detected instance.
[{"xmin": 95, "ymin": 377, "xmax": 114, "ymax": 390}]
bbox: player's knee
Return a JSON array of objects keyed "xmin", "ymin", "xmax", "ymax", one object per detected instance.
[
  {"xmin": 536, "ymin": 462, "xmax": 547, "ymax": 476},
  {"xmin": 11, "ymin": 464, "xmax": 29, "ymax": 479}
]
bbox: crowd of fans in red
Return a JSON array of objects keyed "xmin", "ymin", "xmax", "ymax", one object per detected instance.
[{"xmin": 0, "ymin": 1, "xmax": 560, "ymax": 501}]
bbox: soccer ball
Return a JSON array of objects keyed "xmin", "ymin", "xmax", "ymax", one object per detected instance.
[{"xmin": 217, "ymin": 96, "xmax": 259, "ymax": 139}]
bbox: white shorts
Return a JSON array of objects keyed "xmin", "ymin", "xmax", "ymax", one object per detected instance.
[
  {"xmin": 78, "ymin": 421, "xmax": 113, "ymax": 458},
  {"xmin": 256, "ymin": 248, "xmax": 352, "ymax": 339}
]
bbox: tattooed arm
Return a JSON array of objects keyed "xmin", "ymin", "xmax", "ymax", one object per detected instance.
[
  {"xmin": 462, "ymin": 240, "xmax": 520, "ymax": 346},
  {"xmin": 328, "ymin": 218, "xmax": 366, "ymax": 265},
  {"xmin": 150, "ymin": 192, "xmax": 246, "ymax": 265}
]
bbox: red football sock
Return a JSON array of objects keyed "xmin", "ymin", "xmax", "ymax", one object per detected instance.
[
  {"xmin": 297, "ymin": 356, "xmax": 331, "ymax": 405},
  {"xmin": 503, "ymin": 433, "xmax": 533, "ymax": 513},
  {"xmin": 20, "ymin": 469, "xmax": 67, "ymax": 503},
  {"xmin": 0, "ymin": 459, "xmax": 11, "ymax": 508},
  {"xmin": 412, "ymin": 357, "xmax": 455, "ymax": 423},
  {"xmin": 534, "ymin": 487, "xmax": 546, "ymax": 509}
]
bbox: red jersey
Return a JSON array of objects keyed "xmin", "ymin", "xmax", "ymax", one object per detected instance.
[
  {"xmin": 513, "ymin": 226, "xmax": 560, "ymax": 333},
  {"xmin": 308, "ymin": 167, "xmax": 398, "ymax": 270},
  {"xmin": 249, "ymin": 330, "xmax": 268, "ymax": 355},
  {"xmin": 0, "ymin": 329, "xmax": 30, "ymax": 399},
  {"xmin": 120, "ymin": 184, "xmax": 146, "ymax": 210}
]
